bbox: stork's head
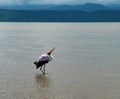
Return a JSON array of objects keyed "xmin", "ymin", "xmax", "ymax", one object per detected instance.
[{"xmin": 47, "ymin": 47, "xmax": 56, "ymax": 55}]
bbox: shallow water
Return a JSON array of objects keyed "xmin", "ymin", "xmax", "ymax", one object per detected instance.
[{"xmin": 0, "ymin": 23, "xmax": 120, "ymax": 99}]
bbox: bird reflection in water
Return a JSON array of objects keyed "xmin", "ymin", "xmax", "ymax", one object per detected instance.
[
  {"xmin": 34, "ymin": 74, "xmax": 54, "ymax": 99},
  {"xmin": 35, "ymin": 73, "xmax": 50, "ymax": 88}
]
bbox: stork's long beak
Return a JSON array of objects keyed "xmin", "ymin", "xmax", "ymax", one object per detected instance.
[{"xmin": 47, "ymin": 47, "xmax": 56, "ymax": 55}]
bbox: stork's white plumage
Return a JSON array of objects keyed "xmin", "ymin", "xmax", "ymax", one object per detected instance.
[
  {"xmin": 39, "ymin": 54, "xmax": 54, "ymax": 62},
  {"xmin": 34, "ymin": 47, "xmax": 56, "ymax": 74}
]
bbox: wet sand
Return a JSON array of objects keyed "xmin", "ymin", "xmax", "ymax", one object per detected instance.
[{"xmin": 0, "ymin": 23, "xmax": 120, "ymax": 99}]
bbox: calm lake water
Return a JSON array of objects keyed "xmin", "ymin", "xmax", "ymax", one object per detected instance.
[{"xmin": 0, "ymin": 23, "xmax": 120, "ymax": 99}]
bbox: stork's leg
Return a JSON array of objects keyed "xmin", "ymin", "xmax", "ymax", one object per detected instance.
[
  {"xmin": 40, "ymin": 66, "xmax": 44, "ymax": 74},
  {"xmin": 43, "ymin": 64, "xmax": 46, "ymax": 74}
]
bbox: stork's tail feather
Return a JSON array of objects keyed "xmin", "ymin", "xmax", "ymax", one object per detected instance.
[{"xmin": 34, "ymin": 61, "xmax": 37, "ymax": 65}]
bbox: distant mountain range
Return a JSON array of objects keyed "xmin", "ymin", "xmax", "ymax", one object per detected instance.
[
  {"xmin": 0, "ymin": 3, "xmax": 120, "ymax": 11},
  {"xmin": 0, "ymin": 10, "xmax": 120, "ymax": 22},
  {"xmin": 0, "ymin": 3, "xmax": 120, "ymax": 22}
]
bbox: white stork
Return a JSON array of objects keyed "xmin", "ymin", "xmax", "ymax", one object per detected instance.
[{"xmin": 34, "ymin": 47, "xmax": 56, "ymax": 74}]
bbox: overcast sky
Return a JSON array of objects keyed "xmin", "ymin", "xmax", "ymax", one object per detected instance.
[{"xmin": 0, "ymin": 0, "xmax": 119, "ymax": 5}]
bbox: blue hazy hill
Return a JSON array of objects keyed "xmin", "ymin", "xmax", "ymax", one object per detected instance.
[
  {"xmin": 106, "ymin": 4, "xmax": 120, "ymax": 10},
  {"xmin": 0, "ymin": 3, "xmax": 120, "ymax": 11},
  {"xmin": 0, "ymin": 3, "xmax": 120, "ymax": 22},
  {"xmin": 0, "ymin": 3, "xmax": 108, "ymax": 11},
  {"xmin": 52, "ymin": 3, "xmax": 107, "ymax": 11},
  {"xmin": 0, "ymin": 10, "xmax": 120, "ymax": 22}
]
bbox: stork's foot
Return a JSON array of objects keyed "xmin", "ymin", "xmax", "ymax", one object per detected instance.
[
  {"xmin": 43, "ymin": 72, "xmax": 45, "ymax": 75},
  {"xmin": 43, "ymin": 65, "xmax": 46, "ymax": 75},
  {"xmin": 40, "ymin": 67, "xmax": 45, "ymax": 74},
  {"xmin": 40, "ymin": 67, "xmax": 43, "ymax": 73}
]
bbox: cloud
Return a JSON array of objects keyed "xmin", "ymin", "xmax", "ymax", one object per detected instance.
[
  {"xmin": 26, "ymin": 0, "xmax": 120, "ymax": 5},
  {"xmin": 0, "ymin": 0, "xmax": 19, "ymax": 5},
  {"xmin": 29, "ymin": 0, "xmax": 79, "ymax": 4},
  {"xmin": 80, "ymin": 0, "xmax": 120, "ymax": 4},
  {"xmin": 0, "ymin": 0, "xmax": 120, "ymax": 5},
  {"xmin": 0, "ymin": 0, "xmax": 33, "ymax": 5}
]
